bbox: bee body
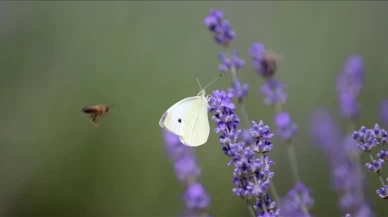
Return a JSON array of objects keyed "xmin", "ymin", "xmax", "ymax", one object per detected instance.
[{"xmin": 82, "ymin": 104, "xmax": 113, "ymax": 126}]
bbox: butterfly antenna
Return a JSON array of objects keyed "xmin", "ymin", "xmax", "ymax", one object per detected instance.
[
  {"xmin": 108, "ymin": 104, "xmax": 115, "ymax": 109},
  {"xmin": 203, "ymin": 73, "xmax": 223, "ymax": 90},
  {"xmin": 195, "ymin": 76, "xmax": 202, "ymax": 90}
]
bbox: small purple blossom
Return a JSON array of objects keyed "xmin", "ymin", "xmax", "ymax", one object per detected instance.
[
  {"xmin": 184, "ymin": 182, "xmax": 211, "ymax": 210},
  {"xmin": 365, "ymin": 159, "xmax": 384, "ymax": 173},
  {"xmin": 204, "ymin": 9, "xmax": 235, "ymax": 46},
  {"xmin": 260, "ymin": 79, "xmax": 288, "ymax": 106},
  {"xmin": 279, "ymin": 182, "xmax": 314, "ymax": 217},
  {"xmin": 249, "ymin": 42, "xmax": 278, "ymax": 78},
  {"xmin": 353, "ymin": 124, "xmax": 387, "ymax": 152},
  {"xmin": 218, "ymin": 49, "xmax": 245, "ymax": 73},
  {"xmin": 376, "ymin": 178, "xmax": 388, "ymax": 199},
  {"xmin": 274, "ymin": 112, "xmax": 298, "ymax": 141},
  {"xmin": 377, "ymin": 149, "xmax": 388, "ymax": 161},
  {"xmin": 228, "ymin": 79, "xmax": 249, "ymax": 102}
]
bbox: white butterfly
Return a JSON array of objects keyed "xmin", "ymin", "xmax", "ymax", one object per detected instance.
[{"xmin": 159, "ymin": 76, "xmax": 222, "ymax": 147}]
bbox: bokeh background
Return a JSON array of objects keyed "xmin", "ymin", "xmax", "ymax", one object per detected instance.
[{"xmin": 0, "ymin": 1, "xmax": 388, "ymax": 217}]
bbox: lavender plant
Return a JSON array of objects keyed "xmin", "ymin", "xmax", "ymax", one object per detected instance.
[
  {"xmin": 310, "ymin": 55, "xmax": 375, "ymax": 217},
  {"xmin": 163, "ymin": 130, "xmax": 211, "ymax": 217},
  {"xmin": 352, "ymin": 124, "xmax": 388, "ymax": 199},
  {"xmin": 249, "ymin": 42, "xmax": 311, "ymax": 216},
  {"xmin": 161, "ymin": 8, "xmax": 385, "ymax": 217},
  {"xmin": 204, "ymin": 9, "xmax": 280, "ymax": 217}
]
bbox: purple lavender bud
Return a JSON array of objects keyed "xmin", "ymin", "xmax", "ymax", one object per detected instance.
[
  {"xmin": 218, "ymin": 49, "xmax": 245, "ymax": 73},
  {"xmin": 204, "ymin": 9, "xmax": 235, "ymax": 46},
  {"xmin": 184, "ymin": 182, "xmax": 211, "ymax": 210},
  {"xmin": 164, "ymin": 130, "xmax": 193, "ymax": 161},
  {"xmin": 257, "ymin": 209, "xmax": 280, "ymax": 217},
  {"xmin": 373, "ymin": 124, "xmax": 388, "ymax": 145},
  {"xmin": 353, "ymin": 127, "xmax": 378, "ymax": 152},
  {"xmin": 288, "ymin": 182, "xmax": 314, "ymax": 208},
  {"xmin": 353, "ymin": 124, "xmax": 387, "ymax": 152},
  {"xmin": 380, "ymin": 99, "xmax": 388, "ymax": 127},
  {"xmin": 352, "ymin": 204, "xmax": 375, "ymax": 217},
  {"xmin": 345, "ymin": 214, "xmax": 352, "ymax": 217},
  {"xmin": 336, "ymin": 55, "xmax": 364, "ymax": 120},
  {"xmin": 249, "ymin": 120, "xmax": 274, "ymax": 139},
  {"xmin": 365, "ymin": 159, "xmax": 384, "ymax": 173},
  {"xmin": 174, "ymin": 155, "xmax": 201, "ymax": 183},
  {"xmin": 228, "ymin": 79, "xmax": 249, "ymax": 102},
  {"xmin": 376, "ymin": 183, "xmax": 388, "ymax": 199},
  {"xmin": 279, "ymin": 181, "xmax": 314, "ymax": 217},
  {"xmin": 249, "ymin": 42, "xmax": 278, "ymax": 78},
  {"xmin": 337, "ymin": 93, "xmax": 360, "ymax": 119},
  {"xmin": 260, "ymin": 78, "xmax": 288, "ymax": 106},
  {"xmin": 274, "ymin": 112, "xmax": 298, "ymax": 140},
  {"xmin": 310, "ymin": 109, "xmax": 341, "ymax": 154},
  {"xmin": 339, "ymin": 191, "xmax": 361, "ymax": 210},
  {"xmin": 377, "ymin": 149, "xmax": 388, "ymax": 161}
]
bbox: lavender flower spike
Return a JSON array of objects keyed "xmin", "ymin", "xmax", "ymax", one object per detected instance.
[
  {"xmin": 208, "ymin": 90, "xmax": 279, "ymax": 216},
  {"xmin": 204, "ymin": 9, "xmax": 235, "ymax": 46},
  {"xmin": 218, "ymin": 49, "xmax": 245, "ymax": 73},
  {"xmin": 336, "ymin": 55, "xmax": 364, "ymax": 119},
  {"xmin": 163, "ymin": 130, "xmax": 211, "ymax": 216}
]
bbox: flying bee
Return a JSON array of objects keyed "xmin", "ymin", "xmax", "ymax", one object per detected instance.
[{"xmin": 82, "ymin": 104, "xmax": 114, "ymax": 126}]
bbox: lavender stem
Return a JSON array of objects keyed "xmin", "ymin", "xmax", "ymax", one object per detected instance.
[{"xmin": 287, "ymin": 143, "xmax": 301, "ymax": 183}]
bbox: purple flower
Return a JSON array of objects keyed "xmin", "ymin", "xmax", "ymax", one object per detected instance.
[
  {"xmin": 336, "ymin": 55, "xmax": 364, "ymax": 120},
  {"xmin": 377, "ymin": 149, "xmax": 388, "ymax": 161},
  {"xmin": 279, "ymin": 181, "xmax": 314, "ymax": 217},
  {"xmin": 204, "ymin": 9, "xmax": 235, "ymax": 46},
  {"xmin": 311, "ymin": 109, "xmax": 372, "ymax": 215},
  {"xmin": 208, "ymin": 89, "xmax": 278, "ymax": 213},
  {"xmin": 337, "ymin": 93, "xmax": 360, "ymax": 119},
  {"xmin": 162, "ymin": 130, "xmax": 211, "ymax": 215},
  {"xmin": 260, "ymin": 79, "xmax": 288, "ymax": 106},
  {"xmin": 257, "ymin": 209, "xmax": 280, "ymax": 217},
  {"xmin": 376, "ymin": 178, "xmax": 388, "ymax": 199},
  {"xmin": 274, "ymin": 112, "xmax": 298, "ymax": 141},
  {"xmin": 353, "ymin": 124, "xmax": 387, "ymax": 152},
  {"xmin": 379, "ymin": 99, "xmax": 388, "ymax": 127},
  {"xmin": 184, "ymin": 182, "xmax": 211, "ymax": 210},
  {"xmin": 218, "ymin": 49, "xmax": 245, "ymax": 73},
  {"xmin": 365, "ymin": 159, "xmax": 384, "ymax": 173},
  {"xmin": 249, "ymin": 42, "xmax": 278, "ymax": 78},
  {"xmin": 228, "ymin": 79, "xmax": 249, "ymax": 102},
  {"xmin": 174, "ymin": 155, "xmax": 201, "ymax": 183}
]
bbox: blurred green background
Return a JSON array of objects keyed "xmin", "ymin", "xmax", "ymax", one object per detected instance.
[{"xmin": 0, "ymin": 1, "xmax": 388, "ymax": 217}]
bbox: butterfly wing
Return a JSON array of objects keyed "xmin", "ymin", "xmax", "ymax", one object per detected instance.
[
  {"xmin": 180, "ymin": 97, "xmax": 210, "ymax": 147},
  {"xmin": 159, "ymin": 96, "xmax": 201, "ymax": 136}
]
